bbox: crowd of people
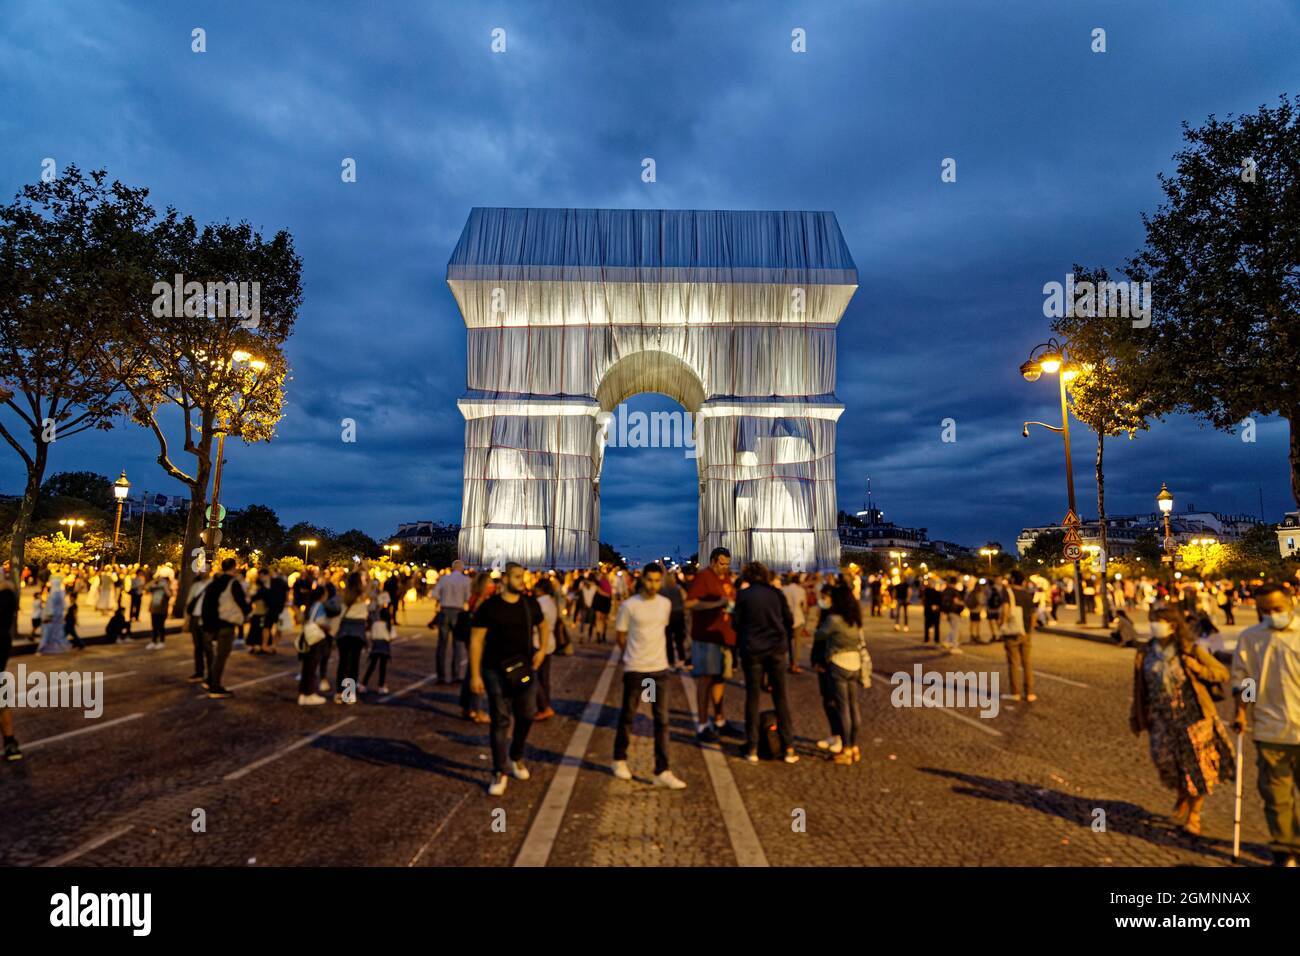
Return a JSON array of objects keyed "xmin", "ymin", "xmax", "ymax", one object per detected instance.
[{"xmin": 1, "ymin": 551, "xmax": 1297, "ymax": 866}]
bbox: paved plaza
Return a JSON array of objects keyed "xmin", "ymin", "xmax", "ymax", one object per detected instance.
[{"xmin": 0, "ymin": 597, "xmax": 1276, "ymax": 868}]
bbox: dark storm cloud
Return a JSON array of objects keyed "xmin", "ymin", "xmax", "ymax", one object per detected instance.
[{"xmin": 2, "ymin": 0, "xmax": 1296, "ymax": 562}]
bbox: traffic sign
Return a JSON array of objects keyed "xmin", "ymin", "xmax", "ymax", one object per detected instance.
[
  {"xmin": 1062, "ymin": 527, "xmax": 1083, "ymax": 546},
  {"xmin": 1061, "ymin": 509, "xmax": 1080, "ymax": 528},
  {"xmin": 205, "ymin": 503, "xmax": 227, "ymax": 525},
  {"xmin": 1063, "ymin": 542, "xmax": 1082, "ymax": 561},
  {"xmin": 201, "ymin": 527, "xmax": 223, "ymax": 548}
]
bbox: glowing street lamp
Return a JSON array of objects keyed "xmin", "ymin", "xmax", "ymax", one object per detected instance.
[
  {"xmin": 110, "ymin": 470, "xmax": 130, "ymax": 562},
  {"xmin": 1157, "ymin": 483, "xmax": 1175, "ymax": 558},
  {"xmin": 59, "ymin": 517, "xmax": 86, "ymax": 542},
  {"xmin": 299, "ymin": 538, "xmax": 318, "ymax": 564},
  {"xmin": 979, "ymin": 547, "xmax": 999, "ymax": 571},
  {"xmin": 383, "ymin": 544, "xmax": 401, "ymax": 557},
  {"xmin": 1021, "ymin": 337, "xmax": 1086, "ymax": 624}
]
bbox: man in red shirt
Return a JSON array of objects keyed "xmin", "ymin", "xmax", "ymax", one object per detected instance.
[{"xmin": 686, "ymin": 547, "xmax": 736, "ymax": 740}]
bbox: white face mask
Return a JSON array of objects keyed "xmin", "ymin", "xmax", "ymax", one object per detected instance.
[
  {"xmin": 1149, "ymin": 621, "xmax": 1172, "ymax": 639},
  {"xmin": 1263, "ymin": 611, "xmax": 1294, "ymax": 630}
]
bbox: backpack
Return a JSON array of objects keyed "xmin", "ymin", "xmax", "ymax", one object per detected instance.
[
  {"xmin": 757, "ymin": 709, "xmax": 783, "ymax": 760},
  {"xmin": 201, "ymin": 575, "xmax": 233, "ymax": 630}
]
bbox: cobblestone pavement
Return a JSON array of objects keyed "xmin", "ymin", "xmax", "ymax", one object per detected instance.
[{"xmin": 0, "ymin": 600, "xmax": 1278, "ymax": 866}]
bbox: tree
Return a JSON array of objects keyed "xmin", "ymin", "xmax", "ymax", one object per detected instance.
[
  {"xmin": 102, "ymin": 214, "xmax": 302, "ymax": 613},
  {"xmin": 222, "ymin": 503, "xmax": 286, "ymax": 558},
  {"xmin": 40, "ymin": 471, "xmax": 115, "ymax": 512},
  {"xmin": 1133, "ymin": 95, "xmax": 1300, "ymax": 506},
  {"xmin": 1053, "ymin": 265, "xmax": 1168, "ymax": 623},
  {"xmin": 1131, "ymin": 531, "xmax": 1164, "ymax": 565},
  {"xmin": 1022, "ymin": 528, "xmax": 1066, "ymax": 566},
  {"xmin": 599, "ymin": 541, "xmax": 627, "ymax": 568},
  {"xmin": 0, "ymin": 167, "xmax": 149, "ymax": 581}
]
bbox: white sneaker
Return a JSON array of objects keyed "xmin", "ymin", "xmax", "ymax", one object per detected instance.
[
  {"xmin": 612, "ymin": 759, "xmax": 633, "ymax": 780},
  {"xmin": 783, "ymin": 751, "xmax": 800, "ymax": 764},
  {"xmin": 487, "ymin": 774, "xmax": 508, "ymax": 796},
  {"xmin": 379, "ymin": 685, "xmax": 390, "ymax": 694},
  {"xmin": 508, "ymin": 760, "xmax": 530, "ymax": 781},
  {"xmin": 145, "ymin": 642, "xmax": 159, "ymax": 651},
  {"xmin": 318, "ymin": 679, "xmax": 330, "ymax": 693},
  {"xmin": 298, "ymin": 693, "xmax": 326, "ymax": 706},
  {"xmin": 654, "ymin": 770, "xmax": 687, "ymax": 790},
  {"xmin": 816, "ymin": 735, "xmax": 844, "ymax": 754},
  {"xmin": 356, "ymin": 684, "xmax": 367, "ymax": 694}
]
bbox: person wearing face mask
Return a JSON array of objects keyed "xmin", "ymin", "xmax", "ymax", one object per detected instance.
[
  {"xmin": 1130, "ymin": 606, "xmax": 1235, "ymax": 836},
  {"xmin": 1231, "ymin": 583, "xmax": 1300, "ymax": 866}
]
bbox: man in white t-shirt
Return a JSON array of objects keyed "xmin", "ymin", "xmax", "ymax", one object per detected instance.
[{"xmin": 612, "ymin": 564, "xmax": 686, "ymax": 790}]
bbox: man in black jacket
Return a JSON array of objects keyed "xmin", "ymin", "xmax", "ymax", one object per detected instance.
[
  {"xmin": 733, "ymin": 562, "xmax": 798, "ymax": 763},
  {"xmin": 922, "ymin": 578, "xmax": 942, "ymax": 644}
]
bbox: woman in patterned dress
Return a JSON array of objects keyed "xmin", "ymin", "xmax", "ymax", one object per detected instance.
[{"xmin": 1130, "ymin": 606, "xmax": 1235, "ymax": 835}]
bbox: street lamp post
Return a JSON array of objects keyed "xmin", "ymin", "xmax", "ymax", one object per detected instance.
[
  {"xmin": 383, "ymin": 543, "xmax": 400, "ymax": 558},
  {"xmin": 979, "ymin": 547, "xmax": 1000, "ymax": 571},
  {"xmin": 58, "ymin": 517, "xmax": 86, "ymax": 543},
  {"xmin": 1157, "ymin": 483, "xmax": 1176, "ymax": 580},
  {"xmin": 1021, "ymin": 338, "xmax": 1087, "ymax": 624},
  {"xmin": 111, "ymin": 471, "xmax": 130, "ymax": 564},
  {"xmin": 300, "ymin": 538, "xmax": 318, "ymax": 564}
]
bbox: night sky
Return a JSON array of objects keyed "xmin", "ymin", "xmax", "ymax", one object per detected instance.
[{"xmin": 2, "ymin": 1, "xmax": 1296, "ymax": 565}]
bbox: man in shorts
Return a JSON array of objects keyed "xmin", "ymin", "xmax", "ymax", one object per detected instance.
[{"xmin": 685, "ymin": 547, "xmax": 736, "ymax": 741}]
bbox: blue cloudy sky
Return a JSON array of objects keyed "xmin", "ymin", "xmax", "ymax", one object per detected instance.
[{"xmin": 2, "ymin": 0, "xmax": 1297, "ymax": 563}]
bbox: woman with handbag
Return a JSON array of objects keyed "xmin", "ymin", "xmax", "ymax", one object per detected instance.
[
  {"xmin": 814, "ymin": 583, "xmax": 870, "ymax": 765},
  {"xmin": 1130, "ymin": 606, "xmax": 1235, "ymax": 835},
  {"xmin": 297, "ymin": 586, "xmax": 329, "ymax": 705},
  {"xmin": 1001, "ymin": 573, "xmax": 1034, "ymax": 700}
]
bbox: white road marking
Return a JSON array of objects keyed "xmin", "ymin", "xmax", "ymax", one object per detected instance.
[
  {"xmin": 192, "ymin": 671, "xmax": 297, "ymax": 697},
  {"xmin": 378, "ymin": 672, "xmax": 439, "ymax": 704},
  {"xmin": 39, "ymin": 825, "xmax": 135, "ymax": 867},
  {"xmin": 407, "ymin": 791, "xmax": 471, "ymax": 867},
  {"xmin": 24, "ymin": 713, "xmax": 146, "ymax": 751},
  {"xmin": 514, "ymin": 648, "xmax": 621, "ymax": 868},
  {"xmin": 872, "ymin": 671, "xmax": 1003, "ymax": 738},
  {"xmin": 679, "ymin": 672, "xmax": 770, "ymax": 867},
  {"xmin": 195, "ymin": 668, "xmax": 297, "ymax": 698},
  {"xmin": 1031, "ymin": 669, "xmax": 1090, "ymax": 688},
  {"xmin": 223, "ymin": 717, "xmax": 357, "ymax": 781}
]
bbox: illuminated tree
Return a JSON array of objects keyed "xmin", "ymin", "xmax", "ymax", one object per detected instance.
[
  {"xmin": 1053, "ymin": 265, "xmax": 1168, "ymax": 623},
  {"xmin": 101, "ymin": 213, "xmax": 302, "ymax": 613},
  {"xmin": 0, "ymin": 167, "xmax": 149, "ymax": 580}
]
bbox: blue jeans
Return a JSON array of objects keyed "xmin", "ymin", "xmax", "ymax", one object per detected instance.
[
  {"xmin": 436, "ymin": 610, "xmax": 462, "ymax": 681},
  {"xmin": 828, "ymin": 664, "xmax": 861, "ymax": 747},
  {"xmin": 482, "ymin": 666, "xmax": 538, "ymax": 774}
]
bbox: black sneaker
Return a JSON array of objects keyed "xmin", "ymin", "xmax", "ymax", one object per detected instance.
[
  {"xmin": 186, "ymin": 673, "xmax": 205, "ymax": 683},
  {"xmin": 207, "ymin": 687, "xmax": 235, "ymax": 699},
  {"xmin": 4, "ymin": 738, "xmax": 22, "ymax": 762}
]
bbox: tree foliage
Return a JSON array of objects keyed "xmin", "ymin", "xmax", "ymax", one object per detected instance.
[
  {"xmin": 0, "ymin": 166, "xmax": 149, "ymax": 579},
  {"xmin": 1132, "ymin": 94, "xmax": 1300, "ymax": 503}
]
